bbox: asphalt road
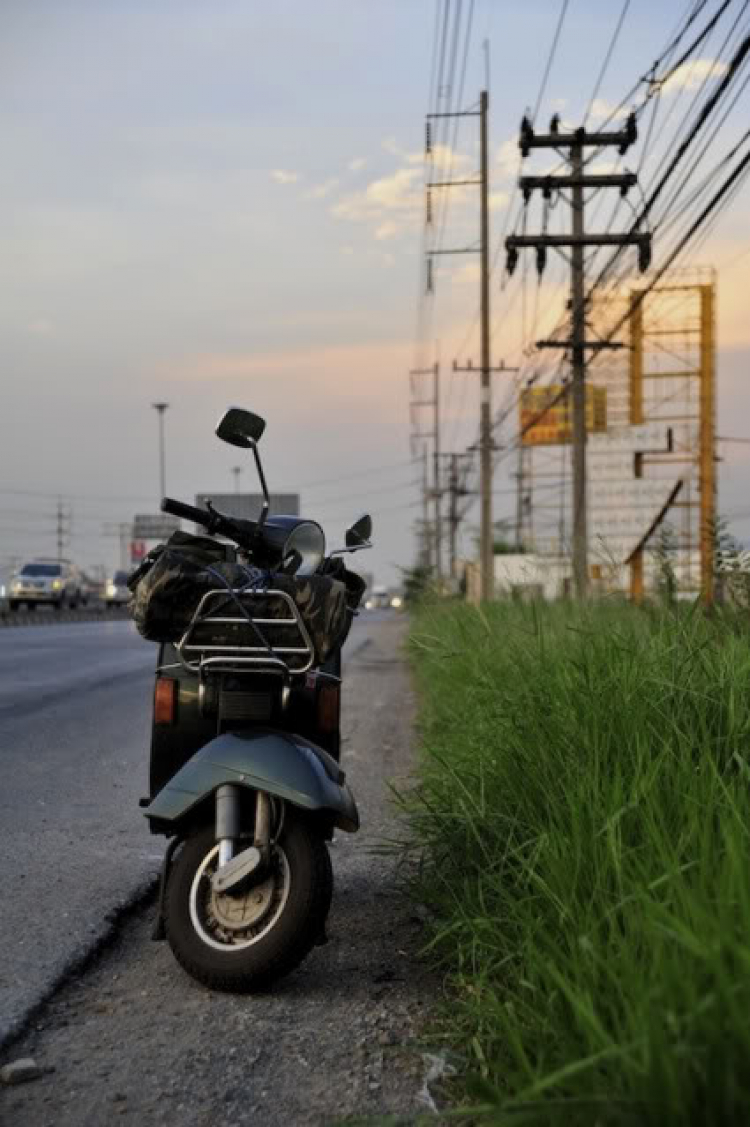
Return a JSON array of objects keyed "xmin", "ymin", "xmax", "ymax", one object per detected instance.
[
  {"xmin": 0, "ymin": 619, "xmax": 157, "ymax": 1047},
  {"xmin": 0, "ymin": 611, "xmax": 437, "ymax": 1127}
]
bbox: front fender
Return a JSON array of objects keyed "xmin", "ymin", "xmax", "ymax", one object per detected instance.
[{"xmin": 144, "ymin": 729, "xmax": 359, "ymax": 833}]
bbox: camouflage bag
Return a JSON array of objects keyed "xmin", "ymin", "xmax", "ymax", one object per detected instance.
[{"xmin": 130, "ymin": 531, "xmax": 349, "ymax": 662}]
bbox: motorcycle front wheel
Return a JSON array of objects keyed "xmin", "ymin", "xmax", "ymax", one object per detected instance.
[{"xmin": 164, "ymin": 812, "xmax": 332, "ymax": 992}]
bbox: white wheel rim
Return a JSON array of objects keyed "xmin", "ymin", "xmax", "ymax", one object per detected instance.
[{"xmin": 188, "ymin": 843, "xmax": 291, "ymax": 953}]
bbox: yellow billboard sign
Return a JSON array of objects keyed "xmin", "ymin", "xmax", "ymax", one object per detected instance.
[{"xmin": 520, "ymin": 384, "xmax": 607, "ymax": 446}]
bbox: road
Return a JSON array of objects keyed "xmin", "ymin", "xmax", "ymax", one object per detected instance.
[
  {"xmin": 0, "ymin": 620, "xmax": 156, "ymax": 1047},
  {"xmin": 0, "ymin": 612, "xmax": 437, "ymax": 1125}
]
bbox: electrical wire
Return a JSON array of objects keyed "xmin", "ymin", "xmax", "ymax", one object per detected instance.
[
  {"xmin": 532, "ymin": 0, "xmax": 570, "ymax": 123},
  {"xmin": 584, "ymin": 0, "xmax": 632, "ymax": 124}
]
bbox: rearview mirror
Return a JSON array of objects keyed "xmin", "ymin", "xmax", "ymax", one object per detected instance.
[
  {"xmin": 216, "ymin": 407, "xmax": 266, "ymax": 448},
  {"xmin": 345, "ymin": 514, "xmax": 373, "ymax": 549}
]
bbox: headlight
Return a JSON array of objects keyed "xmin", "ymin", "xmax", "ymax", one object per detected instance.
[
  {"xmin": 260, "ymin": 516, "xmax": 326, "ymax": 576},
  {"xmin": 52, "ymin": 579, "xmax": 62, "ymax": 590},
  {"xmin": 281, "ymin": 521, "xmax": 326, "ymax": 576},
  {"xmin": 12, "ymin": 581, "xmax": 22, "ymax": 592},
  {"xmin": 107, "ymin": 584, "xmax": 117, "ymax": 597},
  {"xmin": 390, "ymin": 596, "xmax": 402, "ymax": 608}
]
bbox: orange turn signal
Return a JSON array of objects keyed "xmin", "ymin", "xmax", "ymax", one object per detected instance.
[{"xmin": 154, "ymin": 677, "xmax": 177, "ymax": 725}]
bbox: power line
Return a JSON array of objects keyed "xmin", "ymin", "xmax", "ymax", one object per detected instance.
[
  {"xmin": 532, "ymin": 0, "xmax": 570, "ymax": 123},
  {"xmin": 584, "ymin": 0, "xmax": 632, "ymax": 124}
]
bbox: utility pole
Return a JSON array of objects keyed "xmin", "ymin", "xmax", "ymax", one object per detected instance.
[
  {"xmin": 506, "ymin": 115, "xmax": 651, "ymax": 598},
  {"xmin": 452, "ymin": 358, "xmax": 519, "ymax": 589},
  {"xmin": 410, "ymin": 362, "xmax": 441, "ymax": 582},
  {"xmin": 56, "ymin": 498, "xmax": 71, "ymax": 562},
  {"xmin": 440, "ymin": 452, "xmax": 474, "ymax": 582},
  {"xmin": 515, "ymin": 445, "xmax": 531, "ymax": 551},
  {"xmin": 426, "ymin": 89, "xmax": 497, "ymax": 601},
  {"xmin": 232, "ymin": 466, "xmax": 242, "ymax": 494},
  {"xmin": 421, "ymin": 445, "xmax": 431, "ymax": 571},
  {"xmin": 152, "ymin": 402, "xmax": 169, "ymax": 504}
]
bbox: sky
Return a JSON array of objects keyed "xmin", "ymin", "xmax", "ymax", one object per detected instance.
[{"xmin": 1, "ymin": 0, "xmax": 749, "ymax": 586}]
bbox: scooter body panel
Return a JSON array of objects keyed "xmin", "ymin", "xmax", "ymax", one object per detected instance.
[{"xmin": 145, "ymin": 728, "xmax": 359, "ymax": 833}]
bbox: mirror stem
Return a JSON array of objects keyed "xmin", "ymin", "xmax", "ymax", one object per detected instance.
[{"xmin": 252, "ymin": 443, "xmax": 270, "ymax": 530}]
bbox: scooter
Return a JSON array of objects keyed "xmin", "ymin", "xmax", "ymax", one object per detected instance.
[{"xmin": 136, "ymin": 407, "xmax": 371, "ymax": 992}]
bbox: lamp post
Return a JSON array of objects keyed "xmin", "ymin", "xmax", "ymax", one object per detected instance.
[{"xmin": 152, "ymin": 402, "xmax": 169, "ymax": 503}]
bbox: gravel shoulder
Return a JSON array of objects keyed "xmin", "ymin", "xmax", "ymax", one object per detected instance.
[{"xmin": 1, "ymin": 615, "xmax": 442, "ymax": 1126}]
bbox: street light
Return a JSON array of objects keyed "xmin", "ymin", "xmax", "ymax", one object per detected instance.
[{"xmin": 152, "ymin": 402, "xmax": 169, "ymax": 503}]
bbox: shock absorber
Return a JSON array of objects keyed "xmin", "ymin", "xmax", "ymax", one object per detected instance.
[{"xmin": 215, "ymin": 783, "xmax": 241, "ymax": 867}]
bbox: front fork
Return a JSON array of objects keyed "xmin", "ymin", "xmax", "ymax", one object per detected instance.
[
  {"xmin": 151, "ymin": 785, "xmax": 274, "ymax": 942},
  {"xmin": 215, "ymin": 783, "xmax": 272, "ymax": 863},
  {"xmin": 212, "ymin": 784, "xmax": 273, "ymax": 895}
]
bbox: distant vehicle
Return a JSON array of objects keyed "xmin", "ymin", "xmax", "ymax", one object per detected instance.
[
  {"xmin": 8, "ymin": 559, "xmax": 83, "ymax": 611},
  {"xmin": 365, "ymin": 585, "xmax": 392, "ymax": 610},
  {"xmin": 104, "ymin": 570, "xmax": 131, "ymax": 606}
]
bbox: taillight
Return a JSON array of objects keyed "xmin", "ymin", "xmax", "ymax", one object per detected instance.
[
  {"xmin": 317, "ymin": 683, "xmax": 340, "ymax": 734},
  {"xmin": 154, "ymin": 677, "xmax": 177, "ymax": 725}
]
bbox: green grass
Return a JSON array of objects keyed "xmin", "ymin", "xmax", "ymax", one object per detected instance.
[{"xmin": 403, "ymin": 599, "xmax": 750, "ymax": 1125}]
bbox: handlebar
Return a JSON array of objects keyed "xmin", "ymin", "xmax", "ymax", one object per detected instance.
[
  {"xmin": 161, "ymin": 496, "xmax": 258, "ymax": 548},
  {"xmin": 161, "ymin": 497, "xmax": 211, "ymax": 525}
]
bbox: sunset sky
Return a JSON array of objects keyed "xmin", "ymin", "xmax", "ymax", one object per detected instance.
[{"xmin": 2, "ymin": 0, "xmax": 749, "ymax": 585}]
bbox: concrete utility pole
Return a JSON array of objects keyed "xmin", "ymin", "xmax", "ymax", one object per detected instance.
[
  {"xmin": 421, "ymin": 445, "xmax": 431, "ymax": 571},
  {"xmin": 426, "ymin": 89, "xmax": 499, "ymax": 602},
  {"xmin": 440, "ymin": 452, "xmax": 473, "ymax": 581},
  {"xmin": 515, "ymin": 444, "xmax": 529, "ymax": 551},
  {"xmin": 56, "ymin": 498, "xmax": 70, "ymax": 562},
  {"xmin": 452, "ymin": 358, "xmax": 519, "ymax": 587},
  {"xmin": 152, "ymin": 402, "xmax": 169, "ymax": 504},
  {"xmin": 410, "ymin": 362, "xmax": 441, "ymax": 582},
  {"xmin": 506, "ymin": 116, "xmax": 651, "ymax": 598}
]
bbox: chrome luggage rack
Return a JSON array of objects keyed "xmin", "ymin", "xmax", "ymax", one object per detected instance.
[{"xmin": 176, "ymin": 587, "xmax": 316, "ymax": 677}]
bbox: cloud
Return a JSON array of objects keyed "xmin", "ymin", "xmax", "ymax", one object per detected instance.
[
  {"xmin": 271, "ymin": 169, "xmax": 299, "ymax": 185},
  {"xmin": 331, "ymin": 166, "xmax": 422, "ymax": 224},
  {"xmin": 495, "ymin": 139, "xmax": 520, "ymax": 181},
  {"xmin": 305, "ymin": 177, "xmax": 339, "ymax": 200},
  {"xmin": 589, "ymin": 98, "xmax": 629, "ymax": 122},
  {"xmin": 375, "ymin": 220, "xmax": 398, "ymax": 241},
  {"xmin": 661, "ymin": 57, "xmax": 729, "ymax": 94},
  {"xmin": 451, "ymin": 262, "xmax": 480, "ymax": 287},
  {"xmin": 348, "ymin": 157, "xmax": 366, "ymax": 172},
  {"xmin": 381, "ymin": 136, "xmax": 405, "ymax": 157}
]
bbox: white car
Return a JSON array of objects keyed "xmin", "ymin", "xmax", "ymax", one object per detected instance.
[
  {"xmin": 104, "ymin": 570, "xmax": 131, "ymax": 606},
  {"xmin": 8, "ymin": 559, "xmax": 84, "ymax": 611}
]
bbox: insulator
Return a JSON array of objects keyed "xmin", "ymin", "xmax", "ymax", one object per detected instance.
[
  {"xmin": 620, "ymin": 112, "xmax": 637, "ymax": 155},
  {"xmin": 426, "ymin": 189, "xmax": 433, "ymax": 225},
  {"xmin": 426, "ymin": 256, "xmax": 434, "ymax": 294},
  {"xmin": 520, "ymin": 114, "xmax": 533, "ymax": 158},
  {"xmin": 425, "ymin": 121, "xmax": 432, "ymax": 155},
  {"xmin": 638, "ymin": 235, "xmax": 652, "ymax": 273},
  {"xmin": 506, "ymin": 245, "xmax": 518, "ymax": 276},
  {"xmin": 536, "ymin": 246, "xmax": 547, "ymax": 277}
]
